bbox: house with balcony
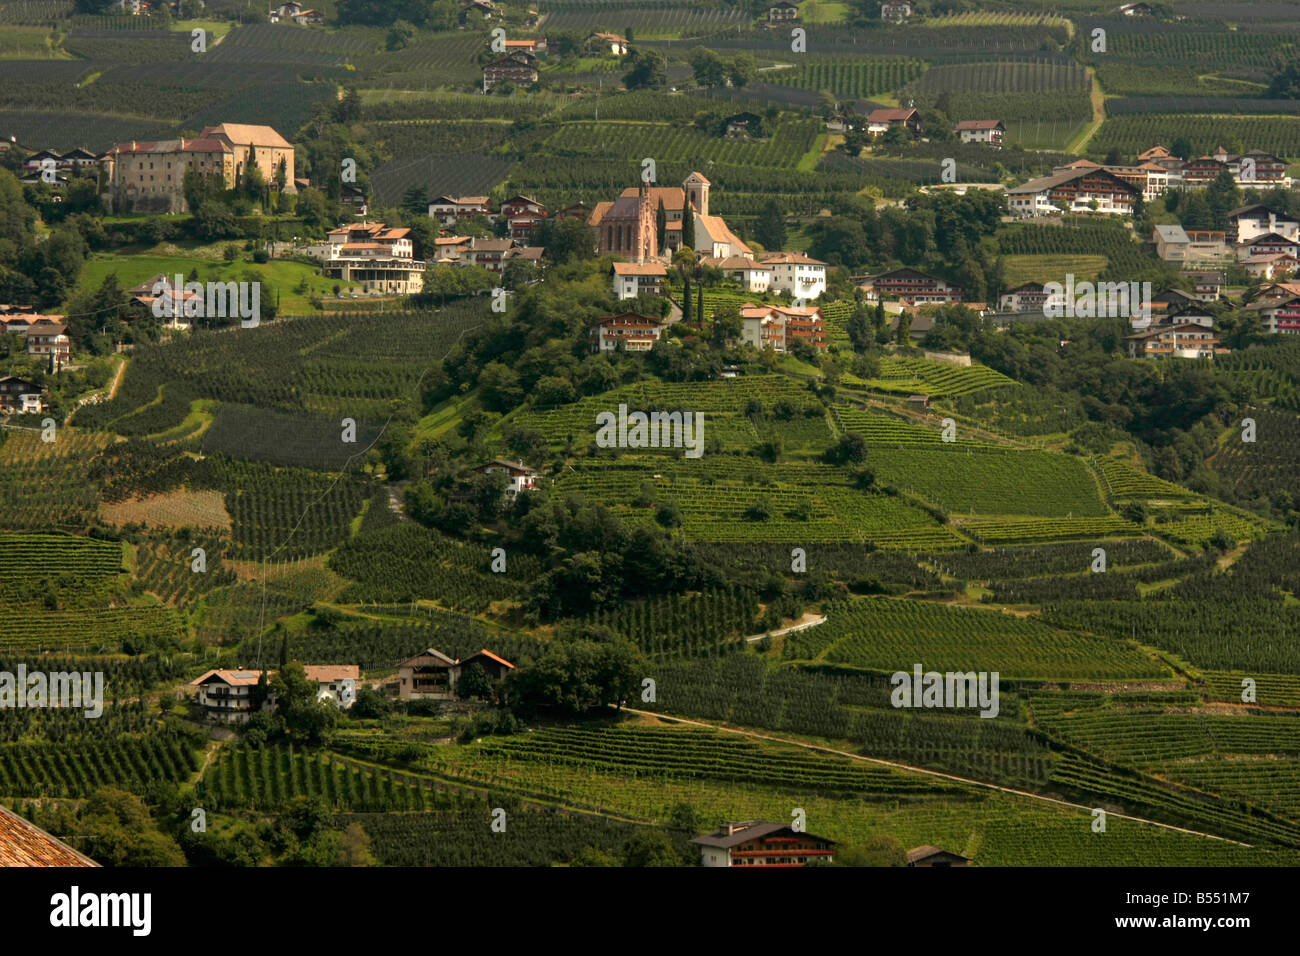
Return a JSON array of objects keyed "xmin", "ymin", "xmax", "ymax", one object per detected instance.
[
  {"xmin": 476, "ymin": 459, "xmax": 538, "ymax": 495},
  {"xmin": 955, "ymin": 120, "xmax": 1004, "ymax": 146},
  {"xmin": 1183, "ymin": 271, "xmax": 1224, "ymax": 301},
  {"xmin": 0, "ymin": 376, "xmax": 42, "ymax": 415},
  {"xmin": 483, "ymin": 51, "xmax": 539, "ymax": 90},
  {"xmin": 611, "ymin": 261, "xmax": 667, "ymax": 300},
  {"xmin": 23, "ymin": 319, "xmax": 71, "ymax": 367},
  {"xmin": 303, "ymin": 665, "xmax": 359, "ymax": 710},
  {"xmin": 1228, "ymin": 204, "xmax": 1300, "ymax": 244},
  {"xmin": 427, "ymin": 195, "xmax": 491, "ymax": 228},
  {"xmin": 590, "ymin": 312, "xmax": 666, "ymax": 352},
  {"xmin": 860, "ymin": 268, "xmax": 963, "ymax": 305},
  {"xmin": 759, "ymin": 251, "xmax": 827, "ymax": 299},
  {"xmin": 397, "ymin": 647, "xmax": 515, "ymax": 700},
  {"xmin": 1125, "ymin": 314, "xmax": 1223, "ymax": 359},
  {"xmin": 190, "ymin": 669, "xmax": 271, "ymax": 723},
  {"xmin": 692, "ymin": 821, "xmax": 836, "ymax": 867},
  {"xmin": 865, "ymin": 108, "xmax": 921, "ymax": 137},
  {"xmin": 998, "ymin": 282, "xmax": 1057, "ymax": 313},
  {"xmin": 881, "ymin": 0, "xmax": 913, "ymax": 22},
  {"xmin": 324, "ymin": 222, "xmax": 423, "ymax": 294},
  {"xmin": 1007, "ymin": 167, "xmax": 1141, "ymax": 217},
  {"xmin": 740, "ymin": 303, "xmax": 827, "ymax": 352}
]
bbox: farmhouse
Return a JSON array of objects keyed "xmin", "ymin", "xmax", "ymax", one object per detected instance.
[
  {"xmin": 1228, "ymin": 204, "xmax": 1300, "ymax": 244},
  {"xmin": 998, "ymin": 282, "xmax": 1057, "ymax": 313},
  {"xmin": 692, "ymin": 821, "xmax": 836, "ymax": 867},
  {"xmin": 861, "ymin": 268, "xmax": 963, "ymax": 305},
  {"xmin": 590, "ymin": 312, "xmax": 666, "ymax": 352},
  {"xmin": 955, "ymin": 120, "xmax": 1004, "ymax": 146},
  {"xmin": 324, "ymin": 222, "xmax": 424, "ymax": 293},
  {"xmin": 190, "ymin": 669, "xmax": 270, "ymax": 723},
  {"xmin": 483, "ymin": 51, "xmax": 539, "ymax": 90},
  {"xmin": 866, "ymin": 108, "xmax": 921, "ymax": 137},
  {"xmin": 1125, "ymin": 314, "xmax": 1223, "ymax": 359},
  {"xmin": 1007, "ymin": 167, "xmax": 1141, "ymax": 217},
  {"xmin": 462, "ymin": 237, "xmax": 515, "ymax": 272},
  {"xmin": 477, "ymin": 459, "xmax": 538, "ymax": 496},
  {"xmin": 881, "ymin": 0, "xmax": 913, "ymax": 22},
  {"xmin": 427, "ymin": 195, "xmax": 491, "ymax": 227},
  {"xmin": 24, "ymin": 320, "xmax": 71, "ymax": 367},
  {"xmin": 397, "ymin": 647, "xmax": 515, "ymax": 700},
  {"xmin": 611, "ymin": 261, "xmax": 667, "ymax": 300},
  {"xmin": 769, "ymin": 1, "xmax": 799, "ymax": 21},
  {"xmin": 739, "ymin": 303, "xmax": 827, "ymax": 352},
  {"xmin": 585, "ymin": 32, "xmax": 628, "ymax": 56},
  {"xmin": 302, "ymin": 665, "xmax": 359, "ymax": 710},
  {"xmin": 0, "ymin": 376, "xmax": 42, "ymax": 415},
  {"xmin": 758, "ymin": 251, "xmax": 826, "ymax": 299},
  {"xmin": 1240, "ymin": 233, "xmax": 1300, "ymax": 261},
  {"xmin": 907, "ymin": 845, "xmax": 970, "ymax": 867},
  {"xmin": 502, "ymin": 194, "xmax": 547, "ymax": 240}
]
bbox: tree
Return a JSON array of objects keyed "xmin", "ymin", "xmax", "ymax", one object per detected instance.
[
  {"xmin": 623, "ymin": 49, "xmax": 667, "ymax": 90},
  {"xmin": 194, "ymin": 201, "xmax": 238, "ymax": 241},
  {"xmin": 387, "ymin": 19, "xmax": 418, "ymax": 50},
  {"xmin": 711, "ymin": 304, "xmax": 742, "ymax": 347},
  {"xmin": 1171, "ymin": 136, "xmax": 1193, "ymax": 161},
  {"xmin": 754, "ymin": 199, "xmax": 786, "ymax": 251},
  {"xmin": 622, "ymin": 830, "xmax": 684, "ymax": 867},
  {"xmin": 896, "ymin": 310, "xmax": 912, "ymax": 344},
  {"xmin": 690, "ymin": 47, "xmax": 728, "ymax": 87},
  {"xmin": 505, "ymin": 639, "xmax": 644, "ymax": 717},
  {"xmin": 681, "ymin": 211, "xmax": 695, "ymax": 251},
  {"xmin": 729, "ymin": 52, "xmax": 756, "ymax": 87},
  {"xmin": 656, "ymin": 199, "xmax": 667, "ymax": 252},
  {"xmin": 401, "ymin": 184, "xmax": 430, "ymax": 215},
  {"xmin": 1266, "ymin": 55, "xmax": 1300, "ymax": 99},
  {"xmin": 824, "ymin": 432, "xmax": 868, "ymax": 465},
  {"xmin": 478, "ymin": 361, "xmax": 524, "ymax": 412},
  {"xmin": 456, "ymin": 662, "xmax": 495, "ymax": 701},
  {"xmin": 838, "ymin": 834, "xmax": 907, "ymax": 866},
  {"xmin": 539, "ymin": 217, "xmax": 596, "ymax": 264}
]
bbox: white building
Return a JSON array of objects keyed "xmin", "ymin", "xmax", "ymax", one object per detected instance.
[
  {"xmin": 955, "ymin": 120, "xmax": 1005, "ymax": 146},
  {"xmin": 611, "ymin": 261, "xmax": 666, "ymax": 300},
  {"xmin": 759, "ymin": 251, "xmax": 827, "ymax": 299},
  {"xmin": 702, "ymin": 255, "xmax": 771, "ymax": 293},
  {"xmin": 1228, "ymin": 204, "xmax": 1300, "ymax": 244},
  {"xmin": 589, "ymin": 312, "xmax": 665, "ymax": 352},
  {"xmin": 477, "ymin": 459, "xmax": 537, "ymax": 496},
  {"xmin": 303, "ymin": 665, "xmax": 359, "ymax": 710}
]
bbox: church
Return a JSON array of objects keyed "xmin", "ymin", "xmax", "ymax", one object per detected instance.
[{"xmin": 590, "ymin": 171, "xmax": 750, "ymax": 263}]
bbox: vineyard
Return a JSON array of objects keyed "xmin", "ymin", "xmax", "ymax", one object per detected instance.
[
  {"xmin": 200, "ymin": 746, "xmax": 437, "ymax": 812},
  {"xmin": 580, "ymin": 588, "xmax": 757, "ymax": 658},
  {"xmin": 868, "ymin": 446, "xmax": 1109, "ymax": 517},
  {"xmin": 843, "ymin": 357, "xmax": 1018, "ymax": 398},
  {"xmin": 0, "ymin": 729, "xmax": 199, "ymax": 798},
  {"xmin": 0, "ymin": 430, "xmax": 111, "ymax": 530},
  {"xmin": 0, "ymin": 533, "xmax": 121, "ymax": 582},
  {"xmin": 766, "ymin": 58, "xmax": 927, "ymax": 99},
  {"xmin": 1090, "ymin": 116, "xmax": 1300, "ymax": 162},
  {"xmin": 542, "ymin": 118, "xmax": 821, "ymax": 170},
  {"xmin": 785, "ymin": 597, "xmax": 1166, "ymax": 680},
  {"xmin": 0, "ymin": 605, "xmax": 184, "ymax": 652},
  {"xmin": 908, "ymin": 58, "xmax": 1088, "ymax": 94}
]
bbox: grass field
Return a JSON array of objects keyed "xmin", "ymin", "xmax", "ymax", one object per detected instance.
[{"xmin": 99, "ymin": 489, "xmax": 232, "ymax": 530}]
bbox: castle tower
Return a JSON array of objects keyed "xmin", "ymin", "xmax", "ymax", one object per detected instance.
[{"xmin": 683, "ymin": 171, "xmax": 710, "ymax": 217}]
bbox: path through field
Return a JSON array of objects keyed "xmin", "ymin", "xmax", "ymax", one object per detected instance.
[
  {"xmin": 1066, "ymin": 67, "xmax": 1107, "ymax": 154},
  {"xmin": 744, "ymin": 612, "xmax": 826, "ymax": 643}
]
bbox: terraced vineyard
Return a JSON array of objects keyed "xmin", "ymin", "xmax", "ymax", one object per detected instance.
[
  {"xmin": 766, "ymin": 57, "xmax": 927, "ymax": 98},
  {"xmin": 1202, "ymin": 671, "xmax": 1300, "ymax": 708},
  {"xmin": 473, "ymin": 725, "xmax": 967, "ymax": 796},
  {"xmin": 201, "ymin": 746, "xmax": 432, "ymax": 812},
  {"xmin": 555, "ymin": 458, "xmax": 967, "ymax": 547},
  {"xmin": 0, "ymin": 731, "xmax": 199, "ymax": 798},
  {"xmin": 1096, "ymin": 457, "xmax": 1197, "ymax": 500},
  {"xmin": 0, "ymin": 606, "xmax": 183, "ymax": 652},
  {"xmin": 961, "ymin": 516, "xmax": 1146, "ymax": 543},
  {"xmin": 785, "ymin": 598, "xmax": 1166, "ymax": 680},
  {"xmin": 844, "ymin": 358, "xmax": 1018, "ymax": 398},
  {"xmin": 0, "ymin": 430, "xmax": 112, "ymax": 530},
  {"xmin": 869, "ymin": 447, "xmax": 1109, "ymax": 517},
  {"xmin": 832, "ymin": 407, "xmax": 996, "ymax": 447},
  {"xmin": 0, "ymin": 533, "xmax": 121, "ymax": 581}
]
